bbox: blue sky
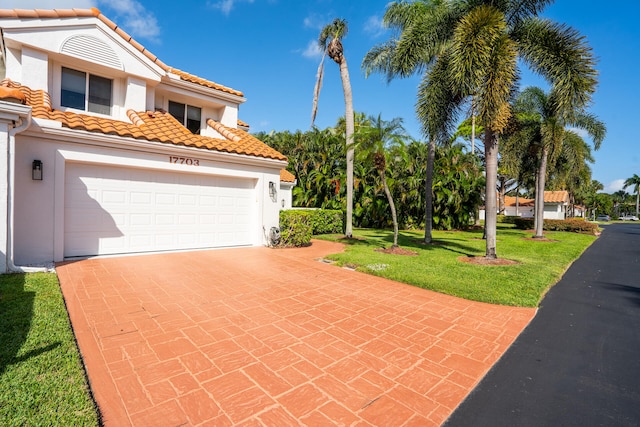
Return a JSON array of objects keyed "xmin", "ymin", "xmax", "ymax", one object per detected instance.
[{"xmin": 7, "ymin": 0, "xmax": 639, "ymax": 194}]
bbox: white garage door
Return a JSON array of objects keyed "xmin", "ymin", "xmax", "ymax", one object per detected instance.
[{"xmin": 64, "ymin": 163, "xmax": 256, "ymax": 257}]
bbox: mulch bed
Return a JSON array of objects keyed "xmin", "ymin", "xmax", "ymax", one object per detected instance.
[
  {"xmin": 458, "ymin": 256, "xmax": 520, "ymax": 266},
  {"xmin": 522, "ymin": 237, "xmax": 559, "ymax": 242},
  {"xmin": 375, "ymin": 247, "xmax": 419, "ymax": 256}
]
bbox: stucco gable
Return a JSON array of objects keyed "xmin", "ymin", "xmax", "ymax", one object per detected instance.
[{"xmin": 0, "ymin": 8, "xmax": 244, "ymax": 97}]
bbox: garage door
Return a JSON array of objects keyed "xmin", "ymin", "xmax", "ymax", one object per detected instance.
[{"xmin": 64, "ymin": 163, "xmax": 256, "ymax": 257}]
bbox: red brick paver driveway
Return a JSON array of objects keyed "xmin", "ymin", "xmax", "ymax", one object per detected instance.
[{"xmin": 57, "ymin": 240, "xmax": 535, "ymax": 426}]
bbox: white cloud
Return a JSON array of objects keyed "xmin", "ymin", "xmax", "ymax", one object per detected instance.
[
  {"xmin": 1, "ymin": 0, "xmax": 160, "ymax": 41},
  {"xmin": 604, "ymin": 179, "xmax": 626, "ymax": 194},
  {"xmin": 303, "ymin": 13, "xmax": 330, "ymax": 30},
  {"xmin": 363, "ymin": 15, "xmax": 385, "ymax": 38},
  {"xmin": 208, "ymin": 0, "xmax": 255, "ymax": 16},
  {"xmin": 97, "ymin": 0, "xmax": 160, "ymax": 41},
  {"xmin": 301, "ymin": 39, "xmax": 323, "ymax": 59},
  {"xmin": 1, "ymin": 0, "xmax": 95, "ymax": 8}
]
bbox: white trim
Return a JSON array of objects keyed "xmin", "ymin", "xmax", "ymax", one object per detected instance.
[
  {"xmin": 162, "ymin": 75, "xmax": 246, "ymax": 105},
  {"xmin": 22, "ymin": 125, "xmax": 287, "ymax": 170}
]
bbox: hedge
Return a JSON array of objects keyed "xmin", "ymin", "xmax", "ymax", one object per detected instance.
[
  {"xmin": 513, "ymin": 217, "xmax": 598, "ymax": 234},
  {"xmin": 277, "ymin": 209, "xmax": 343, "ymax": 247}
]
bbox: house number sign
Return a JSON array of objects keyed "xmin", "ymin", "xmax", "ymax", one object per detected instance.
[{"xmin": 169, "ymin": 156, "xmax": 200, "ymax": 166}]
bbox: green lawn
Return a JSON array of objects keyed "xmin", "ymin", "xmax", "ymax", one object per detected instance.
[
  {"xmin": 0, "ymin": 273, "xmax": 99, "ymax": 426},
  {"xmin": 317, "ymin": 225, "xmax": 596, "ymax": 307}
]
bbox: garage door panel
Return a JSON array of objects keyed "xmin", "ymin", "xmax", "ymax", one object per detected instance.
[{"xmin": 64, "ymin": 163, "xmax": 257, "ymax": 257}]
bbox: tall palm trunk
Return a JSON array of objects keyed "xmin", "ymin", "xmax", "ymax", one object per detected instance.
[
  {"xmin": 636, "ymin": 188, "xmax": 639, "ymax": 218},
  {"xmin": 379, "ymin": 169, "xmax": 399, "ymax": 247},
  {"xmin": 484, "ymin": 129, "xmax": 499, "ymax": 259},
  {"xmin": 534, "ymin": 146, "xmax": 549, "ymax": 238},
  {"xmin": 339, "ymin": 57, "xmax": 355, "ymax": 238},
  {"xmin": 424, "ymin": 138, "xmax": 436, "ymax": 244}
]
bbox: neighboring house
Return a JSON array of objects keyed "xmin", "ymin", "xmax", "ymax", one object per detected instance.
[
  {"xmin": 503, "ymin": 196, "xmax": 534, "ymax": 218},
  {"xmin": 573, "ymin": 205, "xmax": 587, "ymax": 218},
  {"xmin": 541, "ymin": 190, "xmax": 570, "ymax": 220},
  {"xmin": 502, "ymin": 191, "xmax": 570, "ymax": 219},
  {"xmin": 279, "ymin": 169, "xmax": 297, "ymax": 209},
  {"xmin": 481, "ymin": 190, "xmax": 571, "ymax": 220},
  {"xmin": 0, "ymin": 8, "xmax": 293, "ymax": 272}
]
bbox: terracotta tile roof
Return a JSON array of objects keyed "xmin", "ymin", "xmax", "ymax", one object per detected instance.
[
  {"xmin": 504, "ymin": 196, "xmax": 534, "ymax": 207},
  {"xmin": 544, "ymin": 190, "xmax": 569, "ymax": 203},
  {"xmin": 237, "ymin": 119, "xmax": 250, "ymax": 129},
  {"xmin": 0, "ymin": 85, "xmax": 26, "ymax": 103},
  {"xmin": 1, "ymin": 79, "xmax": 286, "ymax": 161},
  {"xmin": 503, "ymin": 191, "xmax": 569, "ymax": 206},
  {"xmin": 0, "ymin": 8, "xmax": 244, "ymax": 97},
  {"xmin": 280, "ymin": 169, "xmax": 296, "ymax": 183}
]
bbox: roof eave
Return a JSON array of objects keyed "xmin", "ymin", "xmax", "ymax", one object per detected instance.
[
  {"xmin": 22, "ymin": 124, "xmax": 287, "ymax": 169},
  {"xmin": 163, "ymin": 74, "xmax": 246, "ymax": 105}
]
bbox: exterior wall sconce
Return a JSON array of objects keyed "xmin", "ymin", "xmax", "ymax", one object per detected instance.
[
  {"xmin": 269, "ymin": 181, "xmax": 277, "ymax": 202},
  {"xmin": 32, "ymin": 160, "xmax": 43, "ymax": 181},
  {"xmin": 281, "ymin": 199, "xmax": 285, "ymax": 208}
]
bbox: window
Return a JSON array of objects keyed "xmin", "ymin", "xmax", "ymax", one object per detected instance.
[
  {"xmin": 168, "ymin": 101, "xmax": 201, "ymax": 134},
  {"xmin": 61, "ymin": 67, "xmax": 112, "ymax": 115}
]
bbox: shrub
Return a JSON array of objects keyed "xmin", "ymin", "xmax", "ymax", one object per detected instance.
[
  {"xmin": 277, "ymin": 209, "xmax": 344, "ymax": 247},
  {"xmin": 513, "ymin": 217, "xmax": 598, "ymax": 234},
  {"xmin": 498, "ymin": 215, "xmax": 520, "ymax": 224},
  {"xmin": 278, "ymin": 210, "xmax": 312, "ymax": 247},
  {"xmin": 514, "ymin": 217, "xmax": 534, "ymax": 230},
  {"xmin": 544, "ymin": 219, "xmax": 599, "ymax": 234},
  {"xmin": 309, "ymin": 209, "xmax": 343, "ymax": 234}
]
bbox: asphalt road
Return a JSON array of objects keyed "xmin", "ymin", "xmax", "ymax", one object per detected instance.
[{"xmin": 445, "ymin": 223, "xmax": 640, "ymax": 427}]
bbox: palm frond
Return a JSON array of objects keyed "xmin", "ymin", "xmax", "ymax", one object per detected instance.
[
  {"xmin": 505, "ymin": 0, "xmax": 554, "ymax": 26},
  {"xmin": 362, "ymin": 40, "xmax": 398, "ymax": 80},
  {"xmin": 515, "ymin": 17, "xmax": 598, "ymax": 118}
]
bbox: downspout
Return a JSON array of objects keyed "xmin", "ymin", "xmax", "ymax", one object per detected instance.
[{"xmin": 6, "ymin": 109, "xmax": 46, "ymax": 272}]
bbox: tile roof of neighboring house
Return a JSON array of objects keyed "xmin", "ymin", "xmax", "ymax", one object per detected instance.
[
  {"xmin": 0, "ymin": 79, "xmax": 286, "ymax": 161},
  {"xmin": 280, "ymin": 169, "xmax": 296, "ymax": 183},
  {"xmin": 544, "ymin": 190, "xmax": 569, "ymax": 203},
  {"xmin": 504, "ymin": 196, "xmax": 534, "ymax": 207},
  {"xmin": 0, "ymin": 8, "xmax": 244, "ymax": 97},
  {"xmin": 503, "ymin": 191, "xmax": 569, "ymax": 207}
]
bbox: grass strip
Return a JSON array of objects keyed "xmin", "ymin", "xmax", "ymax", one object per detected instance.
[
  {"xmin": 317, "ymin": 225, "xmax": 596, "ymax": 307},
  {"xmin": 0, "ymin": 272, "xmax": 99, "ymax": 426}
]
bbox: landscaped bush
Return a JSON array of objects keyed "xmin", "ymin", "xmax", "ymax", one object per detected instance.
[
  {"xmin": 309, "ymin": 209, "xmax": 343, "ymax": 234},
  {"xmin": 513, "ymin": 217, "xmax": 534, "ymax": 230},
  {"xmin": 513, "ymin": 217, "xmax": 598, "ymax": 234},
  {"xmin": 544, "ymin": 219, "xmax": 599, "ymax": 234},
  {"xmin": 498, "ymin": 215, "xmax": 520, "ymax": 224},
  {"xmin": 277, "ymin": 209, "xmax": 344, "ymax": 247},
  {"xmin": 278, "ymin": 210, "xmax": 313, "ymax": 247}
]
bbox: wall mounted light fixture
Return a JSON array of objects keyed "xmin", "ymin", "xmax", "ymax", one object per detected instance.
[
  {"xmin": 281, "ymin": 199, "xmax": 285, "ymax": 208},
  {"xmin": 32, "ymin": 160, "xmax": 43, "ymax": 181},
  {"xmin": 269, "ymin": 181, "xmax": 277, "ymax": 202}
]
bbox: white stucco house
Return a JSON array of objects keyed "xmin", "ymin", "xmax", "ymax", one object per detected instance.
[
  {"xmin": 0, "ymin": 8, "xmax": 294, "ymax": 273},
  {"xmin": 502, "ymin": 191, "xmax": 570, "ymax": 219},
  {"xmin": 480, "ymin": 190, "xmax": 572, "ymax": 220}
]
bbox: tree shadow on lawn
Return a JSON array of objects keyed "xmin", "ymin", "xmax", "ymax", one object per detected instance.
[
  {"xmin": 0, "ymin": 274, "xmax": 60, "ymax": 376},
  {"xmin": 349, "ymin": 230, "xmax": 480, "ymax": 257}
]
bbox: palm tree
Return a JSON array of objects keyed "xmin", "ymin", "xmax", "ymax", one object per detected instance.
[
  {"xmin": 512, "ymin": 87, "xmax": 605, "ymax": 237},
  {"xmin": 363, "ymin": 0, "xmax": 598, "ymax": 259},
  {"xmin": 624, "ymin": 174, "xmax": 640, "ymax": 217},
  {"xmin": 312, "ymin": 18, "xmax": 355, "ymax": 238},
  {"xmin": 356, "ymin": 114, "xmax": 408, "ymax": 247},
  {"xmin": 612, "ymin": 190, "xmax": 629, "ymax": 217},
  {"xmin": 363, "ymin": 0, "xmax": 458, "ymax": 245}
]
